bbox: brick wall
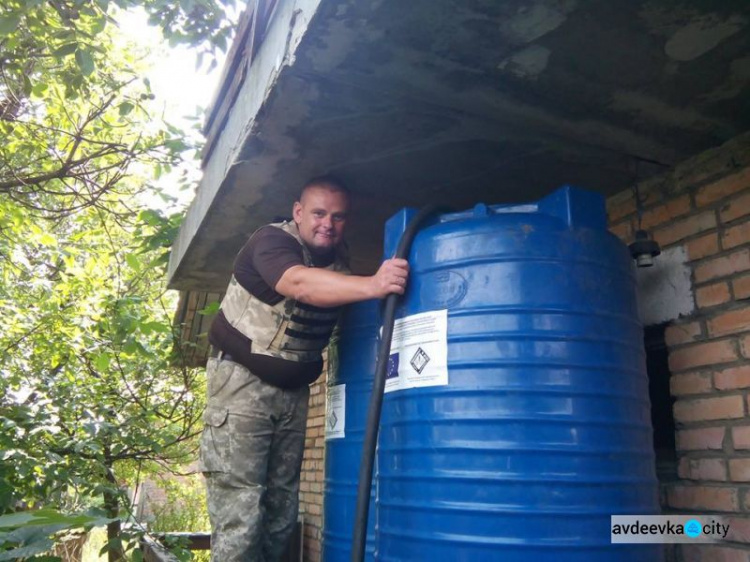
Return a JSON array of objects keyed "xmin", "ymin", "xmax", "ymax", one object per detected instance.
[
  {"xmin": 299, "ymin": 374, "xmax": 326, "ymax": 561},
  {"xmin": 608, "ymin": 132, "xmax": 750, "ymax": 561}
]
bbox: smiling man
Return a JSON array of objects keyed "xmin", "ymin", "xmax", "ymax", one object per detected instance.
[{"xmin": 200, "ymin": 176, "xmax": 408, "ymax": 562}]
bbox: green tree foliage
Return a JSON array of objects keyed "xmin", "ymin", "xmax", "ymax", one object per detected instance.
[
  {"xmin": 0, "ymin": 1, "xmax": 236, "ymax": 560},
  {"xmin": 0, "ymin": 0, "xmax": 235, "ymax": 214}
]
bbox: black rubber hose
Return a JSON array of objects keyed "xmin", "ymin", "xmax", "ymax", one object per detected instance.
[{"xmin": 351, "ymin": 204, "xmax": 442, "ymax": 562}]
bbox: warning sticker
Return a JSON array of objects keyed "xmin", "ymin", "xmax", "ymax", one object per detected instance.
[
  {"xmin": 326, "ymin": 384, "xmax": 345, "ymax": 440},
  {"xmin": 385, "ymin": 310, "xmax": 448, "ymax": 394}
]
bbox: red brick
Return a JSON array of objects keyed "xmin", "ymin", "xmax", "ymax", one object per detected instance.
[
  {"xmin": 673, "ymin": 395, "xmax": 744, "ymax": 423},
  {"xmin": 715, "ymin": 366, "xmax": 750, "ymax": 390},
  {"xmin": 640, "ymin": 195, "xmax": 692, "ymax": 230},
  {"xmin": 669, "ymin": 340, "xmax": 738, "ymax": 371},
  {"xmin": 680, "ymin": 544, "xmax": 750, "ymax": 562},
  {"xmin": 608, "ymin": 220, "xmax": 633, "ymax": 243},
  {"xmin": 653, "ymin": 211, "xmax": 717, "ymax": 247},
  {"xmin": 307, "ymin": 503, "xmax": 321, "ymax": 516},
  {"xmin": 708, "ymin": 306, "xmax": 750, "ymax": 337},
  {"xmin": 694, "ymin": 249, "xmax": 750, "ymax": 283},
  {"xmin": 732, "ymin": 426, "xmax": 750, "ymax": 450},
  {"xmin": 687, "ymin": 232, "xmax": 720, "ymax": 261},
  {"xmin": 734, "ymin": 274, "xmax": 750, "ymax": 299},
  {"xmin": 677, "ymin": 427, "xmax": 726, "ymax": 451},
  {"xmin": 670, "ymin": 372, "xmax": 712, "ymax": 395},
  {"xmin": 723, "ymin": 220, "xmax": 750, "ymax": 250},
  {"xmin": 677, "ymin": 457, "xmax": 727, "ymax": 481},
  {"xmin": 665, "ymin": 321, "xmax": 703, "ymax": 346},
  {"xmin": 606, "ymin": 191, "xmax": 636, "ymax": 222},
  {"xmin": 696, "ymin": 167, "xmax": 750, "ymax": 206},
  {"xmin": 742, "ymin": 335, "xmax": 750, "ymax": 359},
  {"xmin": 729, "ymin": 459, "xmax": 750, "ymax": 482},
  {"xmin": 696, "ymin": 282, "xmax": 731, "ymax": 308},
  {"xmin": 721, "ymin": 191, "xmax": 750, "ymax": 224},
  {"xmin": 666, "ymin": 484, "xmax": 739, "ymax": 511}
]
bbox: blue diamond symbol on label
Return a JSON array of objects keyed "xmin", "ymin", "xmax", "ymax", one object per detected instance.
[
  {"xmin": 328, "ymin": 410, "xmax": 338, "ymax": 429},
  {"xmin": 410, "ymin": 347, "xmax": 430, "ymax": 374}
]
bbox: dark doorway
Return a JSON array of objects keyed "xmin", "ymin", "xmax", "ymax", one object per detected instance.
[{"xmin": 644, "ymin": 323, "xmax": 677, "ymax": 481}]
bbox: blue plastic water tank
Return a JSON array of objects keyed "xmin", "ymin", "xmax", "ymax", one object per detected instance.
[
  {"xmin": 376, "ymin": 186, "xmax": 661, "ymax": 561},
  {"xmin": 323, "ymin": 300, "xmax": 380, "ymax": 561}
]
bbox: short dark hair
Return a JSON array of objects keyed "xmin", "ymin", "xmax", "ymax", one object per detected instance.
[{"xmin": 299, "ymin": 174, "xmax": 350, "ymax": 201}]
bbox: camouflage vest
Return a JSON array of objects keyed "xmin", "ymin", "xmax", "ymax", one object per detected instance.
[{"xmin": 220, "ymin": 220, "xmax": 350, "ymax": 362}]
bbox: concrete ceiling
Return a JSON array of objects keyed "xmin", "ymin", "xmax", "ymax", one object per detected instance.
[{"xmin": 168, "ymin": 0, "xmax": 750, "ymax": 291}]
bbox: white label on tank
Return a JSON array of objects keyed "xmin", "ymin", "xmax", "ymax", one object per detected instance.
[
  {"xmin": 385, "ymin": 309, "xmax": 448, "ymax": 394},
  {"xmin": 326, "ymin": 384, "xmax": 345, "ymax": 440}
]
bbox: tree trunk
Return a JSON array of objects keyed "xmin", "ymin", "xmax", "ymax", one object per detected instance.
[{"xmin": 103, "ymin": 460, "xmax": 124, "ymax": 562}]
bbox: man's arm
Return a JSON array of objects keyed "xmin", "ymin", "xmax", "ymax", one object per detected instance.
[{"xmin": 275, "ymin": 258, "xmax": 409, "ymax": 307}]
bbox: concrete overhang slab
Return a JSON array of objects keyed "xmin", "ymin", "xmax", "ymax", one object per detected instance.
[{"xmin": 169, "ymin": 0, "xmax": 750, "ymax": 291}]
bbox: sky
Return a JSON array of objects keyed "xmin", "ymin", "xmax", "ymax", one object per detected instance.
[
  {"xmin": 116, "ymin": 8, "xmax": 236, "ymax": 211},
  {"xmin": 118, "ymin": 11, "xmax": 221, "ymax": 121}
]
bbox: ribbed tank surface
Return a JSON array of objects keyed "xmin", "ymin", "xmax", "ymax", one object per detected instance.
[
  {"xmin": 323, "ymin": 300, "xmax": 380, "ymax": 561},
  {"xmin": 376, "ymin": 187, "xmax": 661, "ymax": 561}
]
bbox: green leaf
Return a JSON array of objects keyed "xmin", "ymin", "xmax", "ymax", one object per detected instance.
[
  {"xmin": 93, "ymin": 353, "xmax": 110, "ymax": 372},
  {"xmin": 38, "ymin": 233, "xmax": 56, "ymax": 246},
  {"xmin": 31, "ymin": 82, "xmax": 49, "ymax": 97},
  {"xmin": 0, "ymin": 539, "xmax": 54, "ymax": 561},
  {"xmin": 0, "ymin": 15, "xmax": 21, "ymax": 36},
  {"xmin": 0, "ymin": 512, "xmax": 37, "ymax": 528},
  {"xmin": 125, "ymin": 252, "xmax": 141, "ymax": 270},
  {"xmin": 52, "ymin": 43, "xmax": 78, "ymax": 57},
  {"xmin": 100, "ymin": 536, "xmax": 122, "ymax": 556},
  {"xmin": 0, "ymin": 509, "xmax": 107, "ymax": 529},
  {"xmin": 75, "ymin": 49, "xmax": 95, "ymax": 76},
  {"xmin": 118, "ymin": 102, "xmax": 134, "ymax": 116},
  {"xmin": 22, "ymin": 74, "xmax": 32, "ymax": 96},
  {"xmin": 141, "ymin": 321, "xmax": 170, "ymax": 334},
  {"xmin": 90, "ymin": 15, "xmax": 107, "ymax": 35},
  {"xmin": 198, "ymin": 302, "xmax": 220, "ymax": 316}
]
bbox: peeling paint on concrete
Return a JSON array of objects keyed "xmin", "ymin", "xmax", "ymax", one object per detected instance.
[
  {"xmin": 701, "ymin": 56, "xmax": 750, "ymax": 102},
  {"xmin": 636, "ymin": 245, "xmax": 694, "ymax": 326},
  {"xmin": 665, "ymin": 14, "xmax": 746, "ymax": 61},
  {"xmin": 498, "ymin": 44, "xmax": 551, "ymax": 79},
  {"xmin": 499, "ymin": 0, "xmax": 577, "ymax": 45},
  {"xmin": 611, "ymin": 90, "xmax": 722, "ymax": 132}
]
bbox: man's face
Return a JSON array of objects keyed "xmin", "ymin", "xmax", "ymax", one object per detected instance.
[{"xmin": 293, "ymin": 185, "xmax": 349, "ymax": 254}]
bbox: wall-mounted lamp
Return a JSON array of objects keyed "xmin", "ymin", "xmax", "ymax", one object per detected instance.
[{"xmin": 629, "ymin": 183, "xmax": 661, "ymax": 268}]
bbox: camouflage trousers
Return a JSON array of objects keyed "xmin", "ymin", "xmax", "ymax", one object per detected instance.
[{"xmin": 199, "ymin": 357, "xmax": 310, "ymax": 562}]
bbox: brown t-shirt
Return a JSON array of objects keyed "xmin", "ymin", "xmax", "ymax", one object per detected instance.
[{"xmin": 209, "ymin": 226, "xmax": 336, "ymax": 388}]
